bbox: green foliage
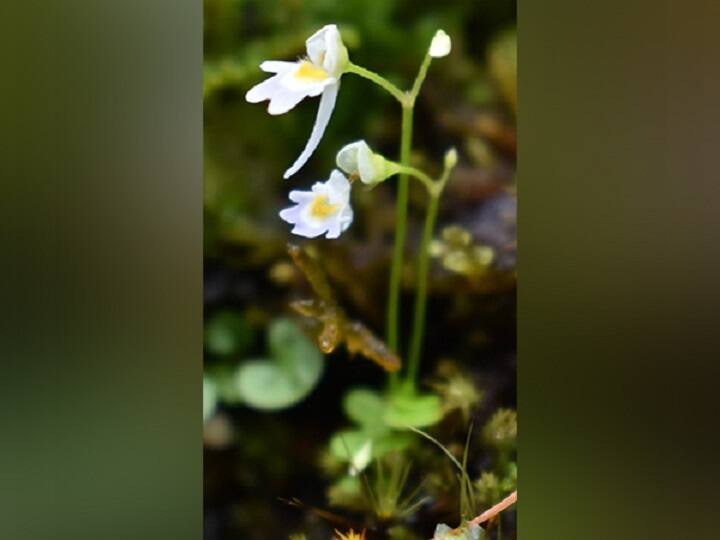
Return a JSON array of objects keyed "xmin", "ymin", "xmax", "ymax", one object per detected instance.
[
  {"xmin": 204, "ymin": 310, "xmax": 255, "ymax": 357},
  {"xmin": 482, "ymin": 408, "xmax": 516, "ymax": 451},
  {"xmin": 329, "ymin": 428, "xmax": 412, "ymax": 465},
  {"xmin": 327, "ymin": 453, "xmax": 429, "ymax": 522},
  {"xmin": 384, "ymin": 391, "xmax": 443, "ymax": 428},
  {"xmin": 330, "ymin": 386, "xmax": 443, "ymax": 465},
  {"xmin": 474, "ymin": 462, "xmax": 516, "ymax": 507},
  {"xmin": 365, "ymin": 453, "xmax": 430, "ymax": 521},
  {"xmin": 203, "ymin": 375, "xmax": 218, "ymax": 422},
  {"xmin": 408, "ymin": 426, "xmax": 477, "ymax": 521},
  {"xmin": 431, "ymin": 362, "xmax": 484, "ymax": 422},
  {"xmin": 206, "ymin": 318, "xmax": 325, "ymax": 411},
  {"xmin": 236, "ymin": 318, "xmax": 324, "ymax": 410},
  {"xmin": 343, "ymin": 387, "xmax": 387, "ymax": 434}
]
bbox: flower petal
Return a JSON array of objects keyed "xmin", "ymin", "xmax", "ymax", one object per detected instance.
[
  {"xmin": 336, "ymin": 140, "xmax": 365, "ymax": 174},
  {"xmin": 306, "ymin": 25, "xmax": 336, "ymax": 66},
  {"xmin": 305, "ymin": 24, "xmax": 348, "ymax": 77},
  {"xmin": 288, "ymin": 190, "xmax": 315, "ymax": 204},
  {"xmin": 268, "ymin": 88, "xmax": 310, "ymax": 115},
  {"xmin": 326, "ymin": 169, "xmax": 351, "ymax": 200},
  {"xmin": 260, "ymin": 61, "xmax": 297, "ymax": 73},
  {"xmin": 279, "ymin": 205, "xmax": 302, "ymax": 224},
  {"xmin": 283, "ymin": 82, "xmax": 340, "ymax": 179},
  {"xmin": 291, "ymin": 222, "xmax": 326, "ymax": 238},
  {"xmin": 245, "ymin": 75, "xmax": 282, "ymax": 103}
]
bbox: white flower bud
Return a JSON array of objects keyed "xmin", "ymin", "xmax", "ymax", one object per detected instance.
[
  {"xmin": 429, "ymin": 30, "xmax": 452, "ymax": 58},
  {"xmin": 444, "ymin": 147, "xmax": 458, "ymax": 169},
  {"xmin": 336, "ymin": 140, "xmax": 398, "ymax": 185}
]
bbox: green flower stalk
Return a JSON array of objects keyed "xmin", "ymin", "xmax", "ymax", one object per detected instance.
[{"xmin": 344, "ymin": 30, "xmax": 453, "ymax": 364}]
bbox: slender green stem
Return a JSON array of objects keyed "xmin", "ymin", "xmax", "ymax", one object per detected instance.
[
  {"xmin": 387, "ymin": 104, "xmax": 414, "ymax": 360},
  {"xmin": 406, "ymin": 192, "xmax": 440, "ymax": 385},
  {"xmin": 409, "ymin": 53, "xmax": 433, "ymax": 103},
  {"xmin": 393, "ymin": 164, "xmax": 436, "ymax": 193},
  {"xmin": 346, "ymin": 62, "xmax": 407, "ymax": 104}
]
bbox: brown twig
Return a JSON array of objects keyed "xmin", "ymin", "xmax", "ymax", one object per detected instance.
[{"xmin": 468, "ymin": 490, "xmax": 517, "ymax": 526}]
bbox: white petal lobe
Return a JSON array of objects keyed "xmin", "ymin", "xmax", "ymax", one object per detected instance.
[
  {"xmin": 245, "ymin": 76, "xmax": 282, "ymax": 103},
  {"xmin": 268, "ymin": 88, "xmax": 310, "ymax": 115},
  {"xmin": 260, "ymin": 61, "xmax": 297, "ymax": 73},
  {"xmin": 283, "ymin": 82, "xmax": 339, "ymax": 179}
]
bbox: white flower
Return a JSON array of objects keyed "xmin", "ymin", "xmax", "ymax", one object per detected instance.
[
  {"xmin": 279, "ymin": 170, "xmax": 353, "ymax": 239},
  {"xmin": 336, "ymin": 140, "xmax": 399, "ymax": 185},
  {"xmin": 245, "ymin": 24, "xmax": 349, "ymax": 179},
  {"xmin": 429, "ymin": 29, "xmax": 452, "ymax": 58}
]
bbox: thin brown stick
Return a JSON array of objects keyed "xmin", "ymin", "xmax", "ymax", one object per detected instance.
[{"xmin": 468, "ymin": 490, "xmax": 517, "ymax": 525}]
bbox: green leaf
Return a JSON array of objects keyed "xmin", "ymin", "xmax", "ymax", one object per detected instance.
[
  {"xmin": 235, "ymin": 318, "xmax": 324, "ymax": 411},
  {"xmin": 206, "ymin": 363, "xmax": 244, "ymax": 404},
  {"xmin": 329, "ymin": 429, "xmax": 368, "ymax": 461},
  {"xmin": 384, "ymin": 392, "xmax": 443, "ymax": 428},
  {"xmin": 329, "ymin": 429, "xmax": 413, "ymax": 463},
  {"xmin": 204, "ymin": 310, "xmax": 254, "ymax": 357},
  {"xmin": 343, "ymin": 387, "xmax": 388, "ymax": 434},
  {"xmin": 203, "ymin": 376, "xmax": 218, "ymax": 422},
  {"xmin": 373, "ymin": 431, "xmax": 413, "ymax": 456}
]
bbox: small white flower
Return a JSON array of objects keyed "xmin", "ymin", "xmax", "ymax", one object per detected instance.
[
  {"xmin": 279, "ymin": 170, "xmax": 353, "ymax": 239},
  {"xmin": 245, "ymin": 24, "xmax": 349, "ymax": 178},
  {"xmin": 429, "ymin": 29, "xmax": 452, "ymax": 58},
  {"xmin": 336, "ymin": 140, "xmax": 398, "ymax": 185}
]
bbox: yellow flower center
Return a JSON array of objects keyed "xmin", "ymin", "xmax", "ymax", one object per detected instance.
[
  {"xmin": 294, "ymin": 61, "xmax": 329, "ymax": 82},
  {"xmin": 309, "ymin": 195, "xmax": 339, "ymax": 219}
]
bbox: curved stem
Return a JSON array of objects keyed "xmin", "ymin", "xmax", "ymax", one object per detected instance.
[
  {"xmin": 406, "ymin": 192, "xmax": 440, "ymax": 386},
  {"xmin": 387, "ymin": 104, "xmax": 413, "ymax": 360},
  {"xmin": 346, "ymin": 62, "xmax": 407, "ymax": 104},
  {"xmin": 393, "ymin": 164, "xmax": 436, "ymax": 194}
]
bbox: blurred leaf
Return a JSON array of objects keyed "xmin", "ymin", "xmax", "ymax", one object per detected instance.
[
  {"xmin": 329, "ymin": 429, "xmax": 412, "ymax": 463},
  {"xmin": 343, "ymin": 387, "xmax": 389, "ymax": 435},
  {"xmin": 204, "ymin": 310, "xmax": 254, "ymax": 357},
  {"xmin": 329, "ymin": 429, "xmax": 369, "ymax": 462},
  {"xmin": 384, "ymin": 392, "xmax": 443, "ymax": 428},
  {"xmin": 206, "ymin": 363, "xmax": 244, "ymax": 404},
  {"xmin": 203, "ymin": 376, "xmax": 218, "ymax": 422},
  {"xmin": 235, "ymin": 318, "xmax": 324, "ymax": 410}
]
